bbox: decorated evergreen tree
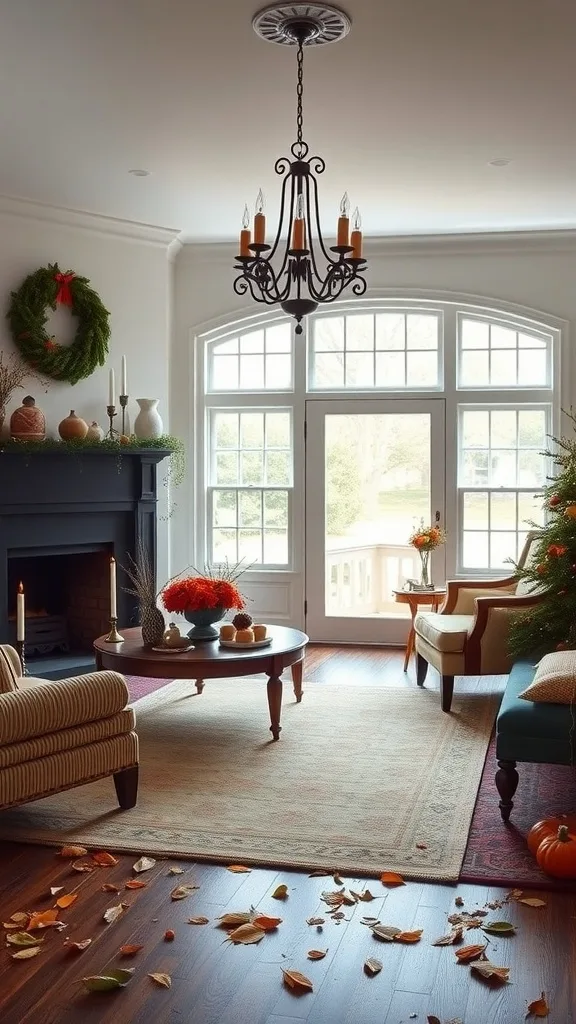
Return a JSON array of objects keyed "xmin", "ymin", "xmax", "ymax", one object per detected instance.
[{"xmin": 509, "ymin": 411, "xmax": 576, "ymax": 659}]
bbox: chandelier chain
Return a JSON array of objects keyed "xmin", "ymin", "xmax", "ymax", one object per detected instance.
[{"xmin": 296, "ymin": 41, "xmax": 304, "ymax": 155}]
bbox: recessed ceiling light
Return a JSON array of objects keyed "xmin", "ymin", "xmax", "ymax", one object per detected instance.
[
  {"xmin": 128, "ymin": 168, "xmax": 151, "ymax": 177},
  {"xmin": 488, "ymin": 158, "xmax": 512, "ymax": 167}
]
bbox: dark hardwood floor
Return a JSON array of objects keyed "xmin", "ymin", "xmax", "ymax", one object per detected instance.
[{"xmin": 0, "ymin": 645, "xmax": 573, "ymax": 1024}]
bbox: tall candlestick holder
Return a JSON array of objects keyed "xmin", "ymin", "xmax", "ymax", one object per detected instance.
[
  {"xmin": 16, "ymin": 639, "xmax": 26, "ymax": 676},
  {"xmin": 105, "ymin": 617, "xmax": 124, "ymax": 643},
  {"xmin": 119, "ymin": 394, "xmax": 129, "ymax": 437},
  {"xmin": 106, "ymin": 404, "xmax": 118, "ymax": 440}
]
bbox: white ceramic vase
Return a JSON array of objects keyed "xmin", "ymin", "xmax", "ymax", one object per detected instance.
[{"xmin": 134, "ymin": 398, "xmax": 163, "ymax": 439}]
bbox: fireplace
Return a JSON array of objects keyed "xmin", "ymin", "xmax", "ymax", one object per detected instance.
[{"xmin": 0, "ymin": 448, "xmax": 169, "ymax": 678}]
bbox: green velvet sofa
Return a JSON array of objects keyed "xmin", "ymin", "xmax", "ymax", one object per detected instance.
[{"xmin": 496, "ymin": 659, "xmax": 575, "ymax": 821}]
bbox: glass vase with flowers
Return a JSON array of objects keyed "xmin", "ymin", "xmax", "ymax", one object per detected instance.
[
  {"xmin": 161, "ymin": 562, "xmax": 247, "ymax": 640},
  {"xmin": 408, "ymin": 520, "xmax": 446, "ymax": 589}
]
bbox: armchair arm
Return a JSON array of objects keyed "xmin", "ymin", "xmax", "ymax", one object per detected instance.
[
  {"xmin": 0, "ymin": 671, "xmax": 129, "ymax": 747},
  {"xmin": 465, "ymin": 593, "xmax": 542, "ymax": 670},
  {"xmin": 442, "ymin": 577, "xmax": 517, "ymax": 614}
]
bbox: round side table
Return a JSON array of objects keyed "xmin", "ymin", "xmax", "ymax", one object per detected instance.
[{"xmin": 393, "ymin": 588, "xmax": 446, "ymax": 672}]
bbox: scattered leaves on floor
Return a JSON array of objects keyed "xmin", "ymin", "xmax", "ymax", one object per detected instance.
[
  {"xmin": 55, "ymin": 893, "xmax": 77, "ymax": 910},
  {"xmin": 252, "ymin": 915, "xmax": 282, "ymax": 931},
  {"xmin": 103, "ymin": 904, "xmax": 125, "ymax": 925},
  {"xmin": 28, "ymin": 909, "xmax": 59, "ymax": 930},
  {"xmin": 349, "ymin": 888, "xmax": 375, "ymax": 903},
  {"xmin": 50, "ymin": 887, "xmax": 64, "ymax": 897},
  {"xmin": 307, "ymin": 949, "xmax": 327, "ymax": 960},
  {"xmin": 71, "ymin": 859, "xmax": 94, "ymax": 873},
  {"xmin": 455, "ymin": 943, "xmax": 487, "ymax": 963},
  {"xmin": 272, "ymin": 884, "xmax": 289, "ymax": 900},
  {"xmin": 481, "ymin": 920, "xmax": 516, "ymax": 936},
  {"xmin": 218, "ymin": 912, "xmax": 253, "ymax": 927},
  {"xmin": 431, "ymin": 927, "xmax": 463, "ymax": 946},
  {"xmin": 360, "ymin": 916, "xmax": 380, "ymax": 926},
  {"xmin": 454, "ymin": 896, "xmax": 464, "ymax": 907},
  {"xmin": 282, "ymin": 968, "xmax": 313, "ymax": 993},
  {"xmin": 125, "ymin": 880, "xmax": 147, "ymax": 890},
  {"xmin": 188, "ymin": 916, "xmax": 210, "ymax": 925},
  {"xmin": 101, "ymin": 883, "xmax": 121, "ymax": 893},
  {"xmin": 119, "ymin": 944, "xmax": 144, "ymax": 956},
  {"xmin": 470, "ymin": 959, "xmax": 510, "ymax": 983},
  {"xmin": 371, "ymin": 924, "xmax": 402, "ymax": 942},
  {"xmin": 333, "ymin": 873, "xmax": 344, "ymax": 885},
  {"xmin": 519, "ymin": 897, "xmax": 547, "ymax": 908},
  {"xmin": 12, "ymin": 946, "xmax": 42, "ymax": 960},
  {"xmin": 92, "ymin": 851, "xmax": 118, "ymax": 867},
  {"xmin": 227, "ymin": 864, "xmax": 251, "ymax": 873},
  {"xmin": 6, "ymin": 932, "xmax": 43, "ymax": 947},
  {"xmin": 149, "ymin": 973, "xmax": 171, "ymax": 988},
  {"xmin": 64, "ymin": 939, "xmax": 92, "ymax": 953},
  {"xmin": 171, "ymin": 884, "xmax": 198, "ymax": 901},
  {"xmin": 226, "ymin": 923, "xmax": 266, "ymax": 945},
  {"xmin": 306, "ymin": 916, "xmax": 325, "ymax": 926},
  {"xmin": 395, "ymin": 929, "xmax": 423, "ymax": 943},
  {"xmin": 526, "ymin": 992, "xmax": 550, "ymax": 1017},
  {"xmin": 132, "ymin": 856, "xmax": 156, "ymax": 873},
  {"xmin": 60, "ymin": 845, "xmax": 88, "ymax": 858},
  {"xmin": 364, "ymin": 957, "xmax": 382, "ymax": 976},
  {"xmin": 9, "ymin": 913, "xmax": 29, "ymax": 926},
  {"xmin": 83, "ymin": 969, "xmax": 134, "ymax": 991},
  {"xmin": 168, "ymin": 866, "xmax": 184, "ymax": 875}
]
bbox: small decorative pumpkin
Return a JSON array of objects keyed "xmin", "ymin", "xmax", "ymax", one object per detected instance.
[
  {"xmin": 163, "ymin": 623, "xmax": 183, "ymax": 648},
  {"xmin": 536, "ymin": 825, "xmax": 576, "ymax": 878},
  {"xmin": 527, "ymin": 815, "xmax": 576, "ymax": 856}
]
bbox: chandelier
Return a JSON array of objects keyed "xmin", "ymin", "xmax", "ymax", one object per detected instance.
[{"xmin": 234, "ymin": 3, "xmax": 366, "ymax": 335}]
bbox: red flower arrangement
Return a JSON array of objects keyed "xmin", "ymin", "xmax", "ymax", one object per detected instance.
[{"xmin": 162, "ymin": 575, "xmax": 245, "ymax": 614}]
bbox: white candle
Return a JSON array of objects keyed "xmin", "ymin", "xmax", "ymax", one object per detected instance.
[
  {"xmin": 16, "ymin": 582, "xmax": 25, "ymax": 642},
  {"xmin": 110, "ymin": 557, "xmax": 117, "ymax": 619},
  {"xmin": 108, "ymin": 368, "xmax": 115, "ymax": 407},
  {"xmin": 121, "ymin": 355, "xmax": 127, "ymax": 395}
]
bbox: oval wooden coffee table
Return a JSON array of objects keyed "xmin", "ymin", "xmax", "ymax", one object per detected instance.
[{"xmin": 94, "ymin": 625, "xmax": 309, "ymax": 741}]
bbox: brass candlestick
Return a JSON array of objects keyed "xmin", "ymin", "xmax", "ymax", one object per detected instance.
[
  {"xmin": 16, "ymin": 639, "xmax": 26, "ymax": 676},
  {"xmin": 119, "ymin": 394, "xmax": 128, "ymax": 436},
  {"xmin": 106, "ymin": 404, "xmax": 118, "ymax": 440},
  {"xmin": 105, "ymin": 617, "xmax": 124, "ymax": 643}
]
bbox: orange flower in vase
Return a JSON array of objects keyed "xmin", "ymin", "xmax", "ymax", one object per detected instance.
[
  {"xmin": 408, "ymin": 520, "xmax": 446, "ymax": 590},
  {"xmin": 161, "ymin": 564, "xmax": 247, "ymax": 641}
]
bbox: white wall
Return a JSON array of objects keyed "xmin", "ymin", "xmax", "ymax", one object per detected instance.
[
  {"xmin": 0, "ymin": 195, "xmax": 179, "ymax": 582},
  {"xmin": 172, "ymin": 230, "xmax": 576, "ymax": 612}
]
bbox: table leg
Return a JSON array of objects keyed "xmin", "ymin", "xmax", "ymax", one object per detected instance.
[
  {"xmin": 195, "ymin": 679, "xmax": 205, "ymax": 695},
  {"xmin": 403, "ymin": 603, "xmax": 417, "ymax": 672},
  {"xmin": 267, "ymin": 674, "xmax": 283, "ymax": 741},
  {"xmin": 291, "ymin": 660, "xmax": 303, "ymax": 703}
]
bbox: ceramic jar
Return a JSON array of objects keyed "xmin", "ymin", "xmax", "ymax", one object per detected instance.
[
  {"xmin": 86, "ymin": 420, "xmax": 104, "ymax": 441},
  {"xmin": 134, "ymin": 399, "xmax": 163, "ymax": 439},
  {"xmin": 10, "ymin": 396, "xmax": 46, "ymax": 441},
  {"xmin": 58, "ymin": 410, "xmax": 88, "ymax": 440}
]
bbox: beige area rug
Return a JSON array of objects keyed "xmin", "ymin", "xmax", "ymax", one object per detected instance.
[{"xmin": 0, "ymin": 680, "xmax": 499, "ymax": 881}]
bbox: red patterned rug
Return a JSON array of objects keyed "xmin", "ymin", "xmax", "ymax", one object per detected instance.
[{"xmin": 461, "ymin": 736, "xmax": 576, "ymax": 889}]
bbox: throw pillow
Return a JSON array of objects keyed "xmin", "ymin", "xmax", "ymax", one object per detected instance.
[{"xmin": 519, "ymin": 650, "xmax": 576, "ymax": 704}]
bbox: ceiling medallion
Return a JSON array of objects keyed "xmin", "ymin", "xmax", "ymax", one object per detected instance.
[{"xmin": 234, "ymin": 3, "xmax": 366, "ymax": 335}]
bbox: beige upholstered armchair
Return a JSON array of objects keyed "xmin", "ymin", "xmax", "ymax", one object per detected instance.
[
  {"xmin": 414, "ymin": 532, "xmax": 541, "ymax": 712},
  {"xmin": 0, "ymin": 645, "xmax": 138, "ymax": 812}
]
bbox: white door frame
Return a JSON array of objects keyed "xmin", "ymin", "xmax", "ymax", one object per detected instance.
[{"xmin": 305, "ymin": 397, "xmax": 446, "ymax": 643}]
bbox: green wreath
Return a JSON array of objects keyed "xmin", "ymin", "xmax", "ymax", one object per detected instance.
[{"xmin": 7, "ymin": 262, "xmax": 110, "ymax": 384}]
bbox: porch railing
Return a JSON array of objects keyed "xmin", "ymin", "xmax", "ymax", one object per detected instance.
[{"xmin": 325, "ymin": 543, "xmax": 423, "ymax": 616}]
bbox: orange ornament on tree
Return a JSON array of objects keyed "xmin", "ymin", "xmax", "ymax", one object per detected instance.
[{"xmin": 564, "ymin": 505, "xmax": 576, "ymax": 519}]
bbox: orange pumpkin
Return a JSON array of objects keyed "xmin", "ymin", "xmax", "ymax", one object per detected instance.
[
  {"xmin": 536, "ymin": 825, "xmax": 576, "ymax": 878},
  {"xmin": 527, "ymin": 815, "xmax": 576, "ymax": 856}
]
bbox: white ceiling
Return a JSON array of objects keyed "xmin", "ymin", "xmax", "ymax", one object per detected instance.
[{"xmin": 1, "ymin": 0, "xmax": 576, "ymax": 241}]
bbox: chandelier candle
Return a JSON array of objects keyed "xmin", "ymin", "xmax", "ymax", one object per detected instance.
[
  {"xmin": 240, "ymin": 206, "xmax": 251, "ymax": 256},
  {"xmin": 351, "ymin": 207, "xmax": 363, "ymax": 258},
  {"xmin": 236, "ymin": 3, "xmax": 366, "ymax": 335}
]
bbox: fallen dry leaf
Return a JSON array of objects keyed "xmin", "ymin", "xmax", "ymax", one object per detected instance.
[
  {"xmin": 519, "ymin": 898, "xmax": 547, "ymax": 908},
  {"xmin": 252, "ymin": 915, "xmax": 282, "ymax": 931},
  {"xmin": 321, "ymin": 889, "xmax": 346, "ymax": 907},
  {"xmin": 306, "ymin": 916, "xmax": 325, "ymax": 926},
  {"xmin": 455, "ymin": 943, "xmax": 487, "ymax": 963},
  {"xmin": 218, "ymin": 912, "xmax": 253, "ymax": 927},
  {"xmin": 125, "ymin": 880, "xmax": 148, "ymax": 890},
  {"xmin": 470, "ymin": 959, "xmax": 510, "ymax": 983},
  {"xmin": 12, "ymin": 947, "xmax": 42, "ymax": 960},
  {"xmin": 149, "ymin": 972, "xmax": 171, "ymax": 988},
  {"xmin": 364, "ymin": 957, "xmax": 383, "ymax": 976},
  {"xmin": 3, "ymin": 923, "xmax": 21, "ymax": 930},
  {"xmin": 6, "ymin": 932, "xmax": 43, "ymax": 947},
  {"xmin": 50, "ymin": 887, "xmax": 64, "ymax": 897},
  {"xmin": 282, "ymin": 969, "xmax": 313, "ymax": 993},
  {"xmin": 226, "ymin": 923, "xmax": 266, "ymax": 945},
  {"xmin": 64, "ymin": 939, "xmax": 92, "ymax": 953},
  {"xmin": 92, "ymin": 851, "xmax": 118, "ymax": 867},
  {"xmin": 371, "ymin": 924, "xmax": 402, "ymax": 942},
  {"xmin": 71, "ymin": 859, "xmax": 94, "ymax": 873},
  {"xmin": 526, "ymin": 992, "xmax": 550, "ymax": 1018},
  {"xmin": 188, "ymin": 916, "xmax": 210, "ymax": 925},
  {"xmin": 28, "ymin": 909, "xmax": 59, "ymax": 931},
  {"xmin": 448, "ymin": 910, "xmax": 487, "ymax": 927},
  {"xmin": 271, "ymin": 884, "xmax": 289, "ymax": 900},
  {"xmin": 170, "ymin": 884, "xmax": 198, "ymax": 901},
  {"xmin": 10, "ymin": 912, "xmax": 29, "ymax": 925},
  {"xmin": 395, "ymin": 929, "xmax": 423, "ymax": 943},
  {"xmin": 380, "ymin": 872, "xmax": 405, "ymax": 887},
  {"xmin": 103, "ymin": 904, "xmax": 125, "ymax": 925},
  {"xmin": 55, "ymin": 893, "xmax": 78, "ymax": 910},
  {"xmin": 307, "ymin": 949, "xmax": 327, "ymax": 960},
  {"xmin": 432, "ymin": 927, "xmax": 463, "ymax": 946},
  {"xmin": 83, "ymin": 969, "xmax": 134, "ymax": 991},
  {"xmin": 132, "ymin": 856, "xmax": 156, "ymax": 873},
  {"xmin": 60, "ymin": 845, "xmax": 88, "ymax": 858},
  {"xmin": 360, "ymin": 916, "xmax": 380, "ymax": 925},
  {"xmin": 333, "ymin": 873, "xmax": 344, "ymax": 885},
  {"xmin": 101, "ymin": 883, "xmax": 121, "ymax": 893},
  {"xmin": 226, "ymin": 864, "xmax": 251, "ymax": 873},
  {"xmin": 481, "ymin": 921, "xmax": 516, "ymax": 936},
  {"xmin": 119, "ymin": 944, "xmax": 144, "ymax": 956},
  {"xmin": 454, "ymin": 896, "xmax": 464, "ymax": 907},
  {"xmin": 168, "ymin": 867, "xmax": 184, "ymax": 875},
  {"xmin": 308, "ymin": 869, "xmax": 332, "ymax": 877}
]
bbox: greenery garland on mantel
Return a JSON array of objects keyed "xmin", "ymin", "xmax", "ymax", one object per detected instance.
[{"xmin": 0, "ymin": 435, "xmax": 185, "ymax": 486}]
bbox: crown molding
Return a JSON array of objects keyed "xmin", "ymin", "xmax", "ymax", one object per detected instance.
[
  {"xmin": 177, "ymin": 228, "xmax": 576, "ymax": 264},
  {"xmin": 0, "ymin": 193, "xmax": 182, "ymax": 248}
]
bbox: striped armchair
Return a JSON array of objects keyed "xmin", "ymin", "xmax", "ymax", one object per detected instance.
[{"xmin": 0, "ymin": 645, "xmax": 138, "ymax": 812}]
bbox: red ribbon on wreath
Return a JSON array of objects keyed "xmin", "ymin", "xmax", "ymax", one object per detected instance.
[{"xmin": 54, "ymin": 271, "xmax": 75, "ymax": 306}]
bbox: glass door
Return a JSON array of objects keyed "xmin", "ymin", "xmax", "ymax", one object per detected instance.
[{"xmin": 305, "ymin": 399, "xmax": 446, "ymax": 643}]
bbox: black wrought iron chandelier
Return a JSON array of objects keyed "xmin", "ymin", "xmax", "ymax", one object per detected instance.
[{"xmin": 234, "ymin": 3, "xmax": 367, "ymax": 335}]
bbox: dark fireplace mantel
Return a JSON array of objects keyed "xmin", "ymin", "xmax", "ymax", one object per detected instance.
[{"xmin": 0, "ymin": 448, "xmax": 170, "ymax": 676}]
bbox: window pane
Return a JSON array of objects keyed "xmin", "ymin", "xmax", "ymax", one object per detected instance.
[
  {"xmin": 212, "ymin": 355, "xmax": 239, "ymax": 390},
  {"xmin": 238, "ymin": 530, "xmax": 262, "ymax": 564},
  {"xmin": 375, "ymin": 313, "xmax": 405, "ymax": 350},
  {"xmin": 213, "ymin": 490, "xmax": 237, "ymax": 527},
  {"xmin": 518, "ymin": 349, "xmax": 547, "ymax": 386},
  {"xmin": 214, "ymin": 413, "xmax": 238, "ymax": 448},
  {"xmin": 264, "ymin": 491, "xmax": 288, "ymax": 528},
  {"xmin": 212, "ymin": 529, "xmax": 237, "ymax": 563},
  {"xmin": 265, "ymin": 323, "xmax": 291, "ymax": 352},
  {"xmin": 460, "ymin": 350, "xmax": 489, "ymax": 386},
  {"xmin": 315, "ymin": 317, "xmax": 344, "ymax": 351},
  {"xmin": 216, "ymin": 452, "xmax": 238, "ymax": 485},
  {"xmin": 462, "ymin": 410, "xmax": 489, "ymax": 448},
  {"xmin": 518, "ymin": 332, "xmax": 546, "ymax": 349},
  {"xmin": 491, "ymin": 325, "xmax": 516, "ymax": 348},
  {"xmin": 240, "ymin": 330, "xmax": 264, "ymax": 353},
  {"xmin": 265, "ymin": 353, "xmax": 291, "ymax": 388},
  {"xmin": 345, "ymin": 352, "xmax": 374, "ymax": 387},
  {"xmin": 315, "ymin": 352, "xmax": 344, "ymax": 387},
  {"xmin": 490, "ymin": 531, "xmax": 516, "ymax": 568},
  {"xmin": 406, "ymin": 351, "xmax": 437, "ymax": 386},
  {"xmin": 240, "ymin": 451, "xmax": 264, "ymax": 485},
  {"xmin": 491, "ymin": 449, "xmax": 517, "ymax": 486},
  {"xmin": 263, "ymin": 529, "xmax": 288, "ymax": 564},
  {"xmin": 463, "ymin": 491, "xmax": 488, "ymax": 530},
  {"xmin": 490, "ymin": 491, "xmax": 517, "ymax": 529},
  {"xmin": 490, "ymin": 349, "xmax": 517, "ymax": 386},
  {"xmin": 462, "ymin": 531, "xmax": 489, "ymax": 568},
  {"xmin": 407, "ymin": 314, "xmax": 438, "ymax": 350},
  {"xmin": 239, "ymin": 353, "xmax": 264, "ymax": 389},
  {"xmin": 375, "ymin": 351, "xmax": 405, "ymax": 386},
  {"xmin": 239, "ymin": 490, "xmax": 262, "ymax": 527},
  {"xmin": 462, "ymin": 450, "xmax": 489, "ymax": 486},
  {"xmin": 346, "ymin": 315, "xmax": 374, "ymax": 350},
  {"xmin": 518, "ymin": 450, "xmax": 546, "ymax": 486},
  {"xmin": 518, "ymin": 492, "xmax": 545, "ymax": 528},
  {"xmin": 213, "ymin": 338, "xmax": 238, "ymax": 355},
  {"xmin": 518, "ymin": 409, "xmax": 547, "ymax": 447},
  {"xmin": 266, "ymin": 412, "xmax": 290, "ymax": 448},
  {"xmin": 461, "ymin": 319, "xmax": 489, "ymax": 348},
  {"xmin": 240, "ymin": 413, "xmax": 264, "ymax": 449},
  {"xmin": 266, "ymin": 450, "xmax": 290, "ymax": 485},
  {"xmin": 490, "ymin": 410, "xmax": 517, "ymax": 448}
]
